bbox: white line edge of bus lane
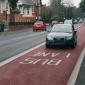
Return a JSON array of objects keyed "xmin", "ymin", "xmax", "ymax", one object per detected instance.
[
  {"xmin": 0, "ymin": 43, "xmax": 45, "ymax": 67},
  {"xmin": 67, "ymin": 47, "xmax": 85, "ymax": 85},
  {"xmin": 66, "ymin": 53, "xmax": 71, "ymax": 58}
]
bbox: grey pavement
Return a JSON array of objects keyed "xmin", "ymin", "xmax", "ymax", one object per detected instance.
[
  {"xmin": 0, "ymin": 26, "xmax": 48, "ymax": 62},
  {"xmin": 75, "ymin": 56, "xmax": 85, "ymax": 85}
]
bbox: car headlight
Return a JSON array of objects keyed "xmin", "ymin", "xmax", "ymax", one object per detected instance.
[
  {"xmin": 47, "ymin": 36, "xmax": 53, "ymax": 40},
  {"xmin": 66, "ymin": 36, "xmax": 72, "ymax": 40}
]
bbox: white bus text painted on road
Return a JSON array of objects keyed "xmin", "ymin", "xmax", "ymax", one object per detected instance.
[
  {"xmin": 19, "ymin": 52, "xmax": 71, "ymax": 66},
  {"xmin": 19, "ymin": 58, "xmax": 62, "ymax": 66},
  {"xmin": 33, "ymin": 52, "xmax": 60, "ymax": 57}
]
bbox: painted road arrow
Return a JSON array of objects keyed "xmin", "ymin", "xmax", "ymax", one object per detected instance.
[{"xmin": 0, "ymin": 24, "xmax": 85, "ymax": 85}]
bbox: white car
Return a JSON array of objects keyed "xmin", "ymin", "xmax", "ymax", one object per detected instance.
[
  {"xmin": 64, "ymin": 19, "xmax": 74, "ymax": 28},
  {"xmin": 46, "ymin": 24, "xmax": 77, "ymax": 48},
  {"xmin": 64, "ymin": 19, "xmax": 73, "ymax": 24},
  {"xmin": 51, "ymin": 20, "xmax": 58, "ymax": 26}
]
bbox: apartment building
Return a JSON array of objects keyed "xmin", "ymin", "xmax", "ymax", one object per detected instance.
[{"xmin": 0, "ymin": 0, "xmax": 37, "ymax": 23}]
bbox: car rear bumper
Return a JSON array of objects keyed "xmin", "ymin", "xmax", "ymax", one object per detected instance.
[{"xmin": 33, "ymin": 27, "xmax": 46, "ymax": 30}]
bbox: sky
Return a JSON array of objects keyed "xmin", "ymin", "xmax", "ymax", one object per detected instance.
[
  {"xmin": 42, "ymin": 0, "xmax": 50, "ymax": 6},
  {"xmin": 42, "ymin": 0, "xmax": 81, "ymax": 7},
  {"xmin": 72, "ymin": 0, "xmax": 81, "ymax": 7}
]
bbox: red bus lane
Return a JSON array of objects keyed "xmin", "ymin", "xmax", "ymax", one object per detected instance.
[{"xmin": 0, "ymin": 25, "xmax": 85, "ymax": 85}]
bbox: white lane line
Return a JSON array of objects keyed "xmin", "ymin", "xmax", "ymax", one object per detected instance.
[
  {"xmin": 67, "ymin": 47, "xmax": 85, "ymax": 85},
  {"xmin": 0, "ymin": 43, "xmax": 45, "ymax": 67},
  {"xmin": 0, "ymin": 32, "xmax": 46, "ymax": 45},
  {"xmin": 66, "ymin": 53, "xmax": 71, "ymax": 58}
]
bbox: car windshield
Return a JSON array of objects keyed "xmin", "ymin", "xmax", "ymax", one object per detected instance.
[
  {"xmin": 35, "ymin": 21, "xmax": 43, "ymax": 24},
  {"xmin": 51, "ymin": 25, "xmax": 72, "ymax": 33}
]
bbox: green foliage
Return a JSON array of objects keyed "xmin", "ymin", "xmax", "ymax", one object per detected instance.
[
  {"xmin": 80, "ymin": 0, "xmax": 85, "ymax": 12},
  {"xmin": 51, "ymin": 14, "xmax": 64, "ymax": 22},
  {"xmin": 41, "ymin": 6, "xmax": 52, "ymax": 23},
  {"xmin": 8, "ymin": 0, "xmax": 18, "ymax": 10}
]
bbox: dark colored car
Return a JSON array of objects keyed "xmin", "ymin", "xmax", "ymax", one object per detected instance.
[
  {"xmin": 46, "ymin": 24, "xmax": 77, "ymax": 48},
  {"xmin": 33, "ymin": 21, "xmax": 46, "ymax": 31}
]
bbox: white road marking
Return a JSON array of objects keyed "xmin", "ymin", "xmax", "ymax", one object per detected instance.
[
  {"xmin": 33, "ymin": 59, "xmax": 41, "ymax": 64},
  {"xmin": 66, "ymin": 53, "xmax": 71, "ymax": 58},
  {"xmin": 20, "ymin": 58, "xmax": 62, "ymax": 66},
  {"xmin": 51, "ymin": 53, "xmax": 60, "ymax": 57},
  {"xmin": 0, "ymin": 43, "xmax": 45, "ymax": 67},
  {"xmin": 47, "ymin": 59, "xmax": 62, "ymax": 66},
  {"xmin": 67, "ymin": 47, "xmax": 85, "ymax": 85},
  {"xmin": 33, "ymin": 52, "xmax": 60, "ymax": 57},
  {"xmin": 33, "ymin": 52, "xmax": 50, "ymax": 57},
  {"xmin": 55, "ymin": 60, "xmax": 62, "ymax": 66},
  {"xmin": 42, "ymin": 59, "xmax": 49, "ymax": 65}
]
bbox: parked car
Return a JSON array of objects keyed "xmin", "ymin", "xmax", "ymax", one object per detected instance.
[
  {"xmin": 51, "ymin": 20, "xmax": 58, "ymax": 26},
  {"xmin": 33, "ymin": 21, "xmax": 46, "ymax": 31},
  {"xmin": 46, "ymin": 24, "xmax": 77, "ymax": 48},
  {"xmin": 78, "ymin": 19, "xmax": 83, "ymax": 23},
  {"xmin": 73, "ymin": 19, "xmax": 78, "ymax": 24},
  {"xmin": 64, "ymin": 19, "xmax": 73, "ymax": 24},
  {"xmin": 64, "ymin": 19, "xmax": 74, "ymax": 29}
]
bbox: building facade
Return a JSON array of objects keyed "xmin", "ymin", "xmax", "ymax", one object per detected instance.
[
  {"xmin": 16, "ymin": 0, "xmax": 36, "ymax": 22},
  {"xmin": 0, "ymin": 0, "xmax": 10, "ymax": 22},
  {"xmin": 0, "ymin": 0, "xmax": 37, "ymax": 23}
]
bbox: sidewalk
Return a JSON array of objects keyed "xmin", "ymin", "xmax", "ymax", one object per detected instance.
[
  {"xmin": 7, "ymin": 25, "xmax": 32, "ymax": 31},
  {"xmin": 75, "ymin": 55, "xmax": 85, "ymax": 85}
]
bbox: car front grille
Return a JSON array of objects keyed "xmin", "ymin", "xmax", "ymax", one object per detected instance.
[{"xmin": 54, "ymin": 37, "xmax": 65, "ymax": 42}]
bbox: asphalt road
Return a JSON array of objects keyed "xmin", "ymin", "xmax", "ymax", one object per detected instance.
[
  {"xmin": 0, "ymin": 23, "xmax": 84, "ymax": 85},
  {"xmin": 0, "ymin": 24, "xmax": 81, "ymax": 62},
  {"xmin": 0, "ymin": 28, "xmax": 47, "ymax": 62}
]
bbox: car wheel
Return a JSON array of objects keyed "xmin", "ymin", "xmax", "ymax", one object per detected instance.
[
  {"xmin": 71, "ymin": 38, "xmax": 77, "ymax": 48},
  {"xmin": 46, "ymin": 44, "xmax": 51, "ymax": 48}
]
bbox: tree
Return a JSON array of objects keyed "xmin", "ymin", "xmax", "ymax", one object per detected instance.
[
  {"xmin": 41, "ymin": 6, "xmax": 52, "ymax": 22},
  {"xmin": 80, "ymin": 0, "xmax": 85, "ymax": 12},
  {"xmin": 50, "ymin": 0, "xmax": 65, "ymax": 21},
  {"xmin": 50, "ymin": 0, "xmax": 62, "ymax": 15},
  {"xmin": 72, "ymin": 7, "xmax": 81, "ymax": 18},
  {"xmin": 8, "ymin": 0, "xmax": 18, "ymax": 21},
  {"xmin": 8, "ymin": 0, "xmax": 18, "ymax": 11},
  {"xmin": 8, "ymin": 0, "xmax": 18, "ymax": 28},
  {"xmin": 61, "ymin": 0, "xmax": 75, "ymax": 19}
]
